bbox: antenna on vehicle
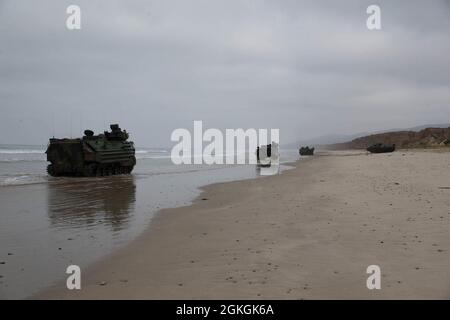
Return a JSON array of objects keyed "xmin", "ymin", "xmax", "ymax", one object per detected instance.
[
  {"xmin": 79, "ymin": 112, "xmax": 82, "ymax": 135},
  {"xmin": 52, "ymin": 111, "xmax": 55, "ymax": 138}
]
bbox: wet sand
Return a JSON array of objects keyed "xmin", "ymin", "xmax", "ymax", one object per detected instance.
[
  {"xmin": 0, "ymin": 159, "xmax": 268, "ymax": 299},
  {"xmin": 37, "ymin": 149, "xmax": 450, "ymax": 299}
]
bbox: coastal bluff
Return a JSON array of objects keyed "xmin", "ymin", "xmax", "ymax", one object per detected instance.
[{"xmin": 327, "ymin": 127, "xmax": 450, "ymax": 150}]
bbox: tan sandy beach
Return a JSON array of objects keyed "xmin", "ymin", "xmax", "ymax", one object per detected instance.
[{"xmin": 37, "ymin": 149, "xmax": 450, "ymax": 299}]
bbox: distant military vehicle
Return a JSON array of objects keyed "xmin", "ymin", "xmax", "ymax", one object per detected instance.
[
  {"xmin": 46, "ymin": 124, "xmax": 136, "ymax": 177},
  {"xmin": 366, "ymin": 143, "xmax": 396, "ymax": 154},
  {"xmin": 256, "ymin": 142, "xmax": 279, "ymax": 168},
  {"xmin": 299, "ymin": 146, "xmax": 314, "ymax": 156}
]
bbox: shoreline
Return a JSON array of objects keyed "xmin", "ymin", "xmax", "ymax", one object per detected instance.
[
  {"xmin": 34, "ymin": 157, "xmax": 307, "ymax": 299},
  {"xmin": 2, "ymin": 155, "xmax": 297, "ymax": 299},
  {"xmin": 36, "ymin": 150, "xmax": 450, "ymax": 299}
]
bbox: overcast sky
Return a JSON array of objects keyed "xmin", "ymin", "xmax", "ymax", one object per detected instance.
[{"xmin": 1, "ymin": 0, "xmax": 449, "ymax": 147}]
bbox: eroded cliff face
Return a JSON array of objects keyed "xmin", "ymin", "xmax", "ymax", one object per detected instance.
[{"xmin": 328, "ymin": 127, "xmax": 450, "ymax": 150}]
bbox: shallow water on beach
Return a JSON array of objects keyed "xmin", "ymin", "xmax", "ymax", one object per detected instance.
[{"xmin": 0, "ymin": 145, "xmax": 299, "ymax": 299}]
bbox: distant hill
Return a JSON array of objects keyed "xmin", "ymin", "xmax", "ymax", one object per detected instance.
[
  {"xmin": 284, "ymin": 133, "xmax": 366, "ymax": 148},
  {"xmin": 285, "ymin": 123, "xmax": 450, "ymax": 149},
  {"xmin": 327, "ymin": 127, "xmax": 450, "ymax": 150}
]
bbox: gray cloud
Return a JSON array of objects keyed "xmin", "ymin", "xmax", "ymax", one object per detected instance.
[{"xmin": 1, "ymin": 0, "xmax": 449, "ymax": 146}]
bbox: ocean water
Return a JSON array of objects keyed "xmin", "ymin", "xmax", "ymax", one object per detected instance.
[
  {"xmin": 0, "ymin": 145, "xmax": 171, "ymax": 186},
  {"xmin": 0, "ymin": 144, "xmax": 299, "ymax": 299}
]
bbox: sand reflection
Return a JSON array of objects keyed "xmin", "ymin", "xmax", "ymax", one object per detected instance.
[{"xmin": 46, "ymin": 175, "xmax": 136, "ymax": 231}]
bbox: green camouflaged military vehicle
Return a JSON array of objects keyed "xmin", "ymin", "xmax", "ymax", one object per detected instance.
[
  {"xmin": 366, "ymin": 143, "xmax": 396, "ymax": 154},
  {"xmin": 299, "ymin": 146, "xmax": 315, "ymax": 156},
  {"xmin": 46, "ymin": 124, "xmax": 136, "ymax": 177}
]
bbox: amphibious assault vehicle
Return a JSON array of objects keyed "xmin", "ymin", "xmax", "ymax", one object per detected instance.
[
  {"xmin": 46, "ymin": 124, "xmax": 136, "ymax": 177},
  {"xmin": 256, "ymin": 142, "xmax": 279, "ymax": 168},
  {"xmin": 366, "ymin": 143, "xmax": 396, "ymax": 154},
  {"xmin": 299, "ymin": 146, "xmax": 315, "ymax": 156}
]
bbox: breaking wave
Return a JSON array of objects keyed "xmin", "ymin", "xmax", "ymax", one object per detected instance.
[{"xmin": 0, "ymin": 148, "xmax": 45, "ymax": 154}]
